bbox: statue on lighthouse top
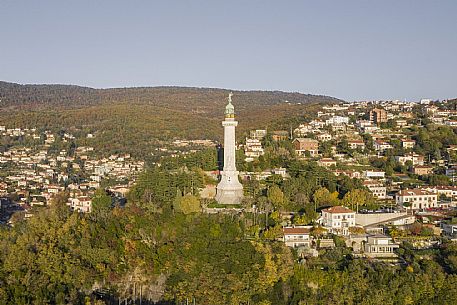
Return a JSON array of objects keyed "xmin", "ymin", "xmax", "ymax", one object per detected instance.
[
  {"xmin": 215, "ymin": 92, "xmax": 244, "ymax": 205},
  {"xmin": 225, "ymin": 92, "xmax": 235, "ymax": 118}
]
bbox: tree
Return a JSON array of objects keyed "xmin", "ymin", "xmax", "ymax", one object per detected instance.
[
  {"xmin": 312, "ymin": 187, "xmax": 339, "ymax": 207},
  {"xmin": 342, "ymin": 189, "xmax": 374, "ymax": 211},
  {"xmin": 174, "ymin": 194, "xmax": 201, "ymax": 214},
  {"xmin": 267, "ymin": 185, "xmax": 285, "ymax": 210},
  {"xmin": 92, "ymin": 189, "xmax": 112, "ymax": 210},
  {"xmin": 428, "ymin": 174, "xmax": 450, "ymax": 186}
]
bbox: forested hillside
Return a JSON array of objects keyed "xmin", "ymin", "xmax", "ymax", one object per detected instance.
[{"xmin": 0, "ymin": 81, "xmax": 342, "ymax": 157}]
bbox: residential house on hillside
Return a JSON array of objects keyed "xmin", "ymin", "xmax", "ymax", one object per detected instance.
[
  {"xmin": 374, "ymin": 140, "xmax": 392, "ymax": 152},
  {"xmin": 396, "ymin": 119, "xmax": 408, "ymax": 128},
  {"xmin": 316, "ymin": 133, "xmax": 332, "ymax": 142},
  {"xmin": 401, "ymin": 139, "xmax": 416, "ymax": 149},
  {"xmin": 249, "ymin": 129, "xmax": 267, "ymax": 140},
  {"xmin": 363, "ymin": 180, "xmax": 387, "ymax": 199},
  {"xmin": 412, "ymin": 165, "xmax": 434, "ymax": 176},
  {"xmin": 395, "ymin": 189, "xmax": 437, "ymax": 210},
  {"xmin": 321, "ymin": 206, "xmax": 356, "ymax": 236},
  {"xmin": 272, "ymin": 131, "xmax": 289, "ymax": 141},
  {"xmin": 395, "ymin": 153, "xmax": 425, "ymax": 166},
  {"xmin": 364, "ymin": 235, "xmax": 400, "ymax": 258},
  {"xmin": 282, "ymin": 226, "xmax": 312, "ymax": 248},
  {"xmin": 318, "ymin": 158, "xmax": 337, "ymax": 167},
  {"xmin": 334, "ymin": 170, "xmax": 362, "ymax": 179},
  {"xmin": 441, "ymin": 221, "xmax": 457, "ymax": 239},
  {"xmin": 67, "ymin": 196, "xmax": 92, "ymax": 213},
  {"xmin": 244, "ymin": 138, "xmax": 264, "ymax": 161},
  {"xmin": 423, "ymin": 186, "xmax": 457, "ymax": 199},
  {"xmin": 369, "ymin": 108, "xmax": 388, "ymax": 125},
  {"xmin": 364, "ymin": 170, "xmax": 385, "ymax": 179},
  {"xmin": 348, "ymin": 140, "xmax": 366, "ymax": 150},
  {"xmin": 325, "ymin": 116, "xmax": 349, "ymax": 126},
  {"xmin": 293, "ymin": 138, "xmax": 319, "ymax": 157}
]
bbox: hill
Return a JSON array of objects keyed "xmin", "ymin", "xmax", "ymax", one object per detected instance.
[{"xmin": 0, "ymin": 81, "xmax": 343, "ymax": 158}]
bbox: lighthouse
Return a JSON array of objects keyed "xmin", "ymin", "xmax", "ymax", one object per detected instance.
[{"xmin": 215, "ymin": 92, "xmax": 244, "ymax": 204}]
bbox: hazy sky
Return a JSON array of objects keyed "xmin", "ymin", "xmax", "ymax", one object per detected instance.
[{"xmin": 1, "ymin": 1, "xmax": 456, "ymax": 101}]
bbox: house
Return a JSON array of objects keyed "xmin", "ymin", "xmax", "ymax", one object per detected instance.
[
  {"xmin": 401, "ymin": 139, "xmax": 416, "ymax": 149},
  {"xmin": 321, "ymin": 206, "xmax": 356, "ymax": 235},
  {"xmin": 395, "ymin": 153, "xmax": 425, "ymax": 166},
  {"xmin": 318, "ymin": 158, "xmax": 337, "ymax": 167},
  {"xmin": 412, "ymin": 165, "xmax": 434, "ymax": 176},
  {"xmin": 293, "ymin": 138, "xmax": 319, "ymax": 157},
  {"xmin": 396, "ymin": 120, "xmax": 408, "ymax": 128},
  {"xmin": 441, "ymin": 221, "xmax": 457, "ymax": 239},
  {"xmin": 395, "ymin": 189, "xmax": 438, "ymax": 210},
  {"xmin": 244, "ymin": 138, "xmax": 264, "ymax": 160},
  {"xmin": 423, "ymin": 186, "xmax": 457, "ymax": 199},
  {"xmin": 249, "ymin": 129, "xmax": 267, "ymax": 140},
  {"xmin": 362, "ymin": 125, "xmax": 380, "ymax": 133},
  {"xmin": 294, "ymin": 124, "xmax": 312, "ymax": 136},
  {"xmin": 374, "ymin": 140, "xmax": 392, "ymax": 152},
  {"xmin": 282, "ymin": 226, "xmax": 312, "ymax": 248},
  {"xmin": 316, "ymin": 133, "xmax": 332, "ymax": 142},
  {"xmin": 363, "ymin": 180, "xmax": 387, "ymax": 199},
  {"xmin": 272, "ymin": 130, "xmax": 289, "ymax": 141},
  {"xmin": 348, "ymin": 140, "xmax": 366, "ymax": 150},
  {"xmin": 364, "ymin": 170, "xmax": 385, "ymax": 179},
  {"xmin": 334, "ymin": 170, "xmax": 362, "ymax": 179},
  {"xmin": 325, "ymin": 116, "xmax": 349, "ymax": 126},
  {"xmin": 369, "ymin": 108, "xmax": 388, "ymax": 125},
  {"xmin": 364, "ymin": 235, "xmax": 400, "ymax": 258},
  {"xmin": 67, "ymin": 196, "xmax": 92, "ymax": 213},
  {"xmin": 446, "ymin": 166, "xmax": 457, "ymax": 182},
  {"xmin": 271, "ymin": 168, "xmax": 288, "ymax": 178},
  {"xmin": 47, "ymin": 185, "xmax": 64, "ymax": 194}
]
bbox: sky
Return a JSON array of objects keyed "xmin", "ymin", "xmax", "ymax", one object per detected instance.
[{"xmin": 0, "ymin": 1, "xmax": 456, "ymax": 101}]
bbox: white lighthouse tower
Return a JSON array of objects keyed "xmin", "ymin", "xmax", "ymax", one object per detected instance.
[{"xmin": 215, "ymin": 92, "xmax": 244, "ymax": 204}]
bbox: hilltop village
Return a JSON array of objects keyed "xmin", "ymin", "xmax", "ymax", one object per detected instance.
[{"xmin": 2, "ymin": 98, "xmax": 457, "ymax": 261}]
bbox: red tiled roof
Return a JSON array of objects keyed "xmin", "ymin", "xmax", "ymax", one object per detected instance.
[
  {"xmin": 283, "ymin": 227, "xmax": 311, "ymax": 235},
  {"xmin": 322, "ymin": 206, "xmax": 354, "ymax": 214}
]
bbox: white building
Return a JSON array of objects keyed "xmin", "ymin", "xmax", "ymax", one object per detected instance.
[
  {"xmin": 325, "ymin": 116, "xmax": 349, "ymax": 126},
  {"xmin": 364, "ymin": 170, "xmax": 385, "ymax": 179},
  {"xmin": 364, "ymin": 235, "xmax": 400, "ymax": 258},
  {"xmin": 401, "ymin": 139, "xmax": 416, "ymax": 149},
  {"xmin": 395, "ymin": 153, "xmax": 425, "ymax": 166},
  {"xmin": 294, "ymin": 124, "xmax": 313, "ymax": 136},
  {"xmin": 395, "ymin": 189, "xmax": 437, "ymax": 210},
  {"xmin": 348, "ymin": 140, "xmax": 366, "ymax": 150},
  {"xmin": 282, "ymin": 226, "xmax": 312, "ymax": 248},
  {"xmin": 67, "ymin": 196, "xmax": 92, "ymax": 213},
  {"xmin": 244, "ymin": 138, "xmax": 264, "ymax": 160},
  {"xmin": 363, "ymin": 180, "xmax": 387, "ymax": 199},
  {"xmin": 423, "ymin": 186, "xmax": 457, "ymax": 199},
  {"xmin": 374, "ymin": 140, "xmax": 392, "ymax": 152},
  {"xmin": 321, "ymin": 206, "xmax": 356, "ymax": 235},
  {"xmin": 441, "ymin": 222, "xmax": 457, "ymax": 239},
  {"xmin": 316, "ymin": 133, "xmax": 332, "ymax": 142},
  {"xmin": 249, "ymin": 129, "xmax": 267, "ymax": 140}
]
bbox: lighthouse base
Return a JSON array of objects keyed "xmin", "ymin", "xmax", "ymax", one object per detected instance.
[
  {"xmin": 215, "ymin": 187, "xmax": 244, "ymax": 205},
  {"xmin": 215, "ymin": 171, "xmax": 244, "ymax": 204}
]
